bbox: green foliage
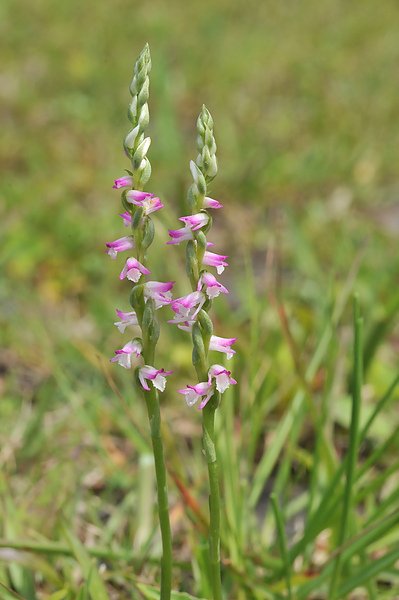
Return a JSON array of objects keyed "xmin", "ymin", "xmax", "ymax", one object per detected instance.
[{"xmin": 1, "ymin": 0, "xmax": 399, "ymax": 598}]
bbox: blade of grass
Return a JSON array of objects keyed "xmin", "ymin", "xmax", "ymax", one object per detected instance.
[{"xmin": 328, "ymin": 297, "xmax": 363, "ymax": 598}]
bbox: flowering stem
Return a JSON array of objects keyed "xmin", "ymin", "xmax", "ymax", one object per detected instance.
[
  {"xmin": 143, "ymin": 387, "xmax": 173, "ymax": 600},
  {"xmin": 168, "ymin": 105, "xmax": 234, "ymax": 597},
  {"xmin": 110, "ymin": 44, "xmax": 173, "ymax": 599},
  {"xmin": 202, "ymin": 401, "xmax": 223, "ymax": 600}
]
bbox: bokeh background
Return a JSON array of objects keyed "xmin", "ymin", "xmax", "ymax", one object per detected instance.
[{"xmin": 1, "ymin": 0, "xmax": 399, "ymax": 597}]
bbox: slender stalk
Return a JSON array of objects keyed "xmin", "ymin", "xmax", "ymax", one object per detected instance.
[
  {"xmin": 202, "ymin": 403, "xmax": 223, "ymax": 600},
  {"xmin": 143, "ymin": 388, "xmax": 172, "ymax": 600},
  {"xmin": 328, "ymin": 297, "xmax": 363, "ymax": 598}
]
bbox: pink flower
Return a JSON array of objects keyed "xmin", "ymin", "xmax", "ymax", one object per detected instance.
[
  {"xmin": 144, "ymin": 281, "xmax": 174, "ymax": 308},
  {"xmin": 113, "ymin": 176, "xmax": 134, "ymax": 189},
  {"xmin": 127, "ymin": 192, "xmax": 164, "ymax": 215},
  {"xmin": 114, "ymin": 309, "xmax": 139, "ymax": 333},
  {"xmin": 198, "ymin": 272, "xmax": 229, "ymax": 299},
  {"xmin": 167, "ymin": 226, "xmax": 194, "ymax": 245},
  {"xmin": 204, "ymin": 197, "xmax": 223, "ymax": 209},
  {"xmin": 169, "ymin": 291, "xmax": 205, "ymax": 326},
  {"xmin": 179, "ymin": 381, "xmax": 213, "ymax": 408},
  {"xmin": 120, "ymin": 257, "xmax": 150, "ymax": 282},
  {"xmin": 106, "ymin": 236, "xmax": 134, "ymax": 259},
  {"xmin": 208, "ymin": 364, "xmax": 237, "ymax": 393},
  {"xmin": 203, "ymin": 250, "xmax": 228, "ymax": 274},
  {"xmin": 179, "ymin": 213, "xmax": 209, "ymax": 231},
  {"xmin": 110, "ymin": 339, "xmax": 142, "ymax": 368},
  {"xmin": 209, "ymin": 335, "xmax": 236, "ymax": 359},
  {"xmin": 139, "ymin": 366, "xmax": 173, "ymax": 392},
  {"xmin": 125, "ymin": 190, "xmax": 154, "ymax": 202},
  {"xmin": 120, "ymin": 211, "xmax": 132, "ymax": 227}
]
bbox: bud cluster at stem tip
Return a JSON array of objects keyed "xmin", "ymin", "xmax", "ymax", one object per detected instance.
[{"xmin": 124, "ymin": 43, "xmax": 152, "ymax": 189}]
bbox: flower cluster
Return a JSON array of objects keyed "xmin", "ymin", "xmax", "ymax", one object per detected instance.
[
  {"xmin": 167, "ymin": 105, "xmax": 237, "ymax": 409},
  {"xmin": 107, "ymin": 44, "xmax": 173, "ymax": 393}
]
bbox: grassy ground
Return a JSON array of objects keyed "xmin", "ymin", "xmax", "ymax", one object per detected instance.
[{"xmin": 1, "ymin": 0, "xmax": 399, "ymax": 598}]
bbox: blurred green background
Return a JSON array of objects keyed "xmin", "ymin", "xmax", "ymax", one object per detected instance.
[{"xmin": 1, "ymin": 0, "xmax": 399, "ymax": 596}]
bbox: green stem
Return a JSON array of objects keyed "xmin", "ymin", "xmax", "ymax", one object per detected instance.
[
  {"xmin": 328, "ymin": 297, "xmax": 363, "ymax": 598},
  {"xmin": 143, "ymin": 387, "xmax": 172, "ymax": 600},
  {"xmin": 202, "ymin": 401, "xmax": 223, "ymax": 600}
]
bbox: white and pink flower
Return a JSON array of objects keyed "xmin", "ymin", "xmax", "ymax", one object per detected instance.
[
  {"xmin": 180, "ymin": 364, "xmax": 237, "ymax": 409},
  {"xmin": 203, "ymin": 250, "xmax": 228, "ymax": 274},
  {"xmin": 126, "ymin": 191, "xmax": 164, "ymax": 215},
  {"xmin": 198, "ymin": 272, "xmax": 228, "ymax": 299},
  {"xmin": 113, "ymin": 175, "xmax": 134, "ymax": 189},
  {"xmin": 106, "ymin": 236, "xmax": 135, "ymax": 259},
  {"xmin": 208, "ymin": 364, "xmax": 237, "ymax": 393},
  {"xmin": 169, "ymin": 291, "xmax": 205, "ymax": 326},
  {"xmin": 119, "ymin": 257, "xmax": 150, "ymax": 282},
  {"xmin": 110, "ymin": 339, "xmax": 142, "ymax": 368},
  {"xmin": 178, "ymin": 213, "xmax": 209, "ymax": 231},
  {"xmin": 139, "ymin": 366, "xmax": 173, "ymax": 392},
  {"xmin": 114, "ymin": 309, "xmax": 139, "ymax": 333},
  {"xmin": 179, "ymin": 381, "xmax": 213, "ymax": 408},
  {"xmin": 143, "ymin": 281, "xmax": 174, "ymax": 308},
  {"xmin": 167, "ymin": 226, "xmax": 194, "ymax": 245},
  {"xmin": 203, "ymin": 197, "xmax": 223, "ymax": 209},
  {"xmin": 209, "ymin": 335, "xmax": 236, "ymax": 359}
]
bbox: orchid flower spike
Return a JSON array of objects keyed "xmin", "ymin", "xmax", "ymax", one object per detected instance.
[
  {"xmin": 139, "ymin": 366, "xmax": 173, "ymax": 392},
  {"xmin": 110, "ymin": 339, "xmax": 142, "ymax": 368}
]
